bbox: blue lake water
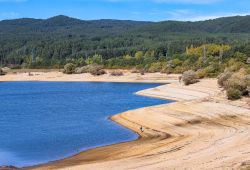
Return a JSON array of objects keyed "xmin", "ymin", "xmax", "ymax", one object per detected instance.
[{"xmin": 0, "ymin": 82, "xmax": 171, "ymax": 167}]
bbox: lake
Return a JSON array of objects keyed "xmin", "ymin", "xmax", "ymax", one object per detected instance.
[{"xmin": 0, "ymin": 82, "xmax": 171, "ymax": 167}]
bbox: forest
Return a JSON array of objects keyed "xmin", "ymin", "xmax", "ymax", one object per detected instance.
[{"xmin": 0, "ymin": 15, "xmax": 250, "ymax": 68}]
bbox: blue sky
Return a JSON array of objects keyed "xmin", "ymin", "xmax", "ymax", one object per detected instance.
[{"xmin": 0, "ymin": 0, "xmax": 250, "ymax": 21}]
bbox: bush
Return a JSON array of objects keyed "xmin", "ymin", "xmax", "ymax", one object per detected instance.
[
  {"xmin": 0, "ymin": 68, "xmax": 6, "ymax": 76},
  {"xmin": 226, "ymin": 59, "xmax": 243, "ymax": 72},
  {"xmin": 220, "ymin": 69, "xmax": 250, "ymax": 100},
  {"xmin": 75, "ymin": 66, "xmax": 90, "ymax": 74},
  {"xmin": 202, "ymin": 65, "xmax": 220, "ymax": 77},
  {"xmin": 218, "ymin": 71, "xmax": 233, "ymax": 87},
  {"xmin": 196, "ymin": 69, "xmax": 206, "ymax": 79},
  {"xmin": 246, "ymin": 75, "xmax": 250, "ymax": 85},
  {"xmin": 226, "ymin": 88, "xmax": 242, "ymax": 100},
  {"xmin": 131, "ymin": 68, "xmax": 140, "ymax": 73},
  {"xmin": 182, "ymin": 70, "xmax": 199, "ymax": 85},
  {"xmin": 91, "ymin": 69, "xmax": 106, "ymax": 76},
  {"xmin": 140, "ymin": 69, "xmax": 145, "ymax": 75},
  {"xmin": 224, "ymin": 70, "xmax": 248, "ymax": 92},
  {"xmin": 246, "ymin": 75, "xmax": 250, "ymax": 96},
  {"xmin": 172, "ymin": 66, "xmax": 186, "ymax": 74},
  {"xmin": 63, "ymin": 63, "xmax": 76, "ymax": 74},
  {"xmin": 246, "ymin": 67, "xmax": 250, "ymax": 74},
  {"xmin": 246, "ymin": 57, "xmax": 250, "ymax": 64},
  {"xmin": 148, "ymin": 62, "xmax": 163, "ymax": 73},
  {"xmin": 110, "ymin": 70, "xmax": 123, "ymax": 76},
  {"xmin": 89, "ymin": 65, "xmax": 106, "ymax": 76}
]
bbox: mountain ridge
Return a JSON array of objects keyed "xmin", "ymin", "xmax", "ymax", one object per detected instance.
[
  {"xmin": 1, "ymin": 15, "xmax": 250, "ymax": 34},
  {"xmin": 1, "ymin": 15, "xmax": 250, "ymax": 67}
]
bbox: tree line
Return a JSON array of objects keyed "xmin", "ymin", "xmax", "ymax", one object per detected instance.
[{"xmin": 1, "ymin": 15, "xmax": 250, "ymax": 68}]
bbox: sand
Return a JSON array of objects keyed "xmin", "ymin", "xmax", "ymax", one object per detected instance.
[
  {"xmin": 1, "ymin": 71, "xmax": 250, "ymax": 170},
  {"xmin": 0, "ymin": 70, "xmax": 178, "ymax": 83}
]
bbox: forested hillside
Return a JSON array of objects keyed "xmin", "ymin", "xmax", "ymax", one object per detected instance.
[{"xmin": 0, "ymin": 15, "xmax": 250, "ymax": 68}]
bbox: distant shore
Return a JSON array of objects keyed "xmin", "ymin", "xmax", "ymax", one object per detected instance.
[
  {"xmin": 1, "ymin": 71, "xmax": 250, "ymax": 170},
  {"xmin": 0, "ymin": 70, "xmax": 178, "ymax": 84}
]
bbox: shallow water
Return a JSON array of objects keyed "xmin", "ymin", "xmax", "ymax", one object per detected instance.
[{"xmin": 0, "ymin": 82, "xmax": 171, "ymax": 167}]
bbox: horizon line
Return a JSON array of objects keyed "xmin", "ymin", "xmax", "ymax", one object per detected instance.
[{"xmin": 0, "ymin": 14, "xmax": 250, "ymax": 23}]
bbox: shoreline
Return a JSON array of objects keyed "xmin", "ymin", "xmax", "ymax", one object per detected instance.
[
  {"xmin": 25, "ymin": 83, "xmax": 172, "ymax": 169},
  {"xmin": 0, "ymin": 71, "xmax": 178, "ymax": 84},
  {"xmin": 1, "ymin": 71, "xmax": 250, "ymax": 170}
]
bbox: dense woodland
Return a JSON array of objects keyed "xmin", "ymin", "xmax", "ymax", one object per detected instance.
[{"xmin": 0, "ymin": 15, "xmax": 250, "ymax": 68}]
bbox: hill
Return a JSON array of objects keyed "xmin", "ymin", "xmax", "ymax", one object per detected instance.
[
  {"xmin": 1, "ymin": 15, "xmax": 250, "ymax": 34},
  {"xmin": 140, "ymin": 15, "xmax": 250, "ymax": 33},
  {"xmin": 0, "ymin": 15, "xmax": 250, "ymax": 67}
]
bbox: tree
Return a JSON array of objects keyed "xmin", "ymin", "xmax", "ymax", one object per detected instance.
[
  {"xmin": 202, "ymin": 45, "xmax": 206, "ymax": 64},
  {"xmin": 87, "ymin": 54, "xmax": 103, "ymax": 65},
  {"xmin": 135, "ymin": 51, "xmax": 144, "ymax": 60}
]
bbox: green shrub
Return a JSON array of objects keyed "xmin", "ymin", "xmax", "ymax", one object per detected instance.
[
  {"xmin": 226, "ymin": 59, "xmax": 243, "ymax": 72},
  {"xmin": 226, "ymin": 88, "xmax": 242, "ymax": 100},
  {"xmin": 63, "ymin": 63, "xmax": 76, "ymax": 74},
  {"xmin": 161, "ymin": 65, "xmax": 173, "ymax": 74},
  {"xmin": 148, "ymin": 62, "xmax": 163, "ymax": 73},
  {"xmin": 75, "ymin": 66, "xmax": 90, "ymax": 74},
  {"xmin": 196, "ymin": 69, "xmax": 206, "ymax": 79},
  {"xmin": 172, "ymin": 66, "xmax": 186, "ymax": 74},
  {"xmin": 202, "ymin": 65, "xmax": 220, "ymax": 77},
  {"xmin": 182, "ymin": 70, "xmax": 199, "ymax": 85}
]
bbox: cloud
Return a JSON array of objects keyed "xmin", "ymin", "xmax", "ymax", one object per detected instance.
[
  {"xmin": 164, "ymin": 10, "xmax": 250, "ymax": 21},
  {"xmin": 138, "ymin": 8, "xmax": 250, "ymax": 21},
  {"xmin": 186, "ymin": 13, "xmax": 250, "ymax": 21}
]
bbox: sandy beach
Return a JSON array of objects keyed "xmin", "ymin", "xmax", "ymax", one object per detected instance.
[
  {"xmin": 0, "ymin": 70, "xmax": 178, "ymax": 84},
  {"xmin": 1, "ymin": 71, "xmax": 250, "ymax": 170}
]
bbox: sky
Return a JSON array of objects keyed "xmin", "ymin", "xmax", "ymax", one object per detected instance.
[{"xmin": 0, "ymin": 0, "xmax": 250, "ymax": 21}]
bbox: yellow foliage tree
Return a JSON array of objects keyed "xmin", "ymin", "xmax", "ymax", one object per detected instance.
[{"xmin": 186, "ymin": 44, "xmax": 231, "ymax": 58}]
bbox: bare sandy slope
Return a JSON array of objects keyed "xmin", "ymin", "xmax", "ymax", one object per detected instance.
[{"xmin": 26, "ymin": 77, "xmax": 250, "ymax": 170}]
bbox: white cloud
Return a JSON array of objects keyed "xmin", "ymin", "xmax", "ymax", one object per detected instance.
[
  {"xmin": 186, "ymin": 13, "xmax": 250, "ymax": 21},
  {"xmin": 164, "ymin": 10, "xmax": 250, "ymax": 21},
  {"xmin": 137, "ymin": 8, "xmax": 250, "ymax": 21}
]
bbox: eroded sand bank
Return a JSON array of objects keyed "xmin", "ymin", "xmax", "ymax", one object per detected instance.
[{"xmin": 1, "ymin": 72, "xmax": 249, "ymax": 170}]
